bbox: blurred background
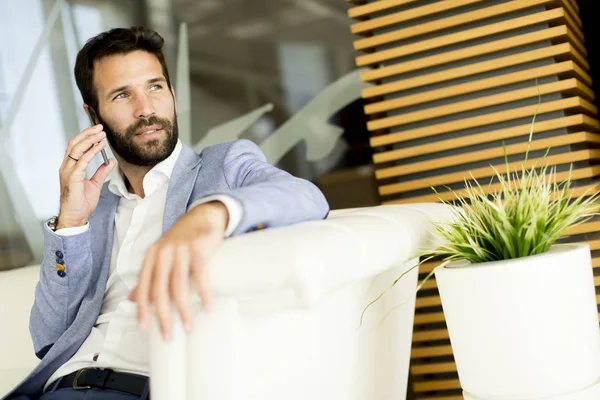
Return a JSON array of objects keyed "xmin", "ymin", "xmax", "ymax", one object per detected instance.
[{"xmin": 0, "ymin": 0, "xmax": 379, "ymax": 271}]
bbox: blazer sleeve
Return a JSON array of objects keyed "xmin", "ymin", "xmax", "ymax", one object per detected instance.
[
  {"xmin": 212, "ymin": 139, "xmax": 330, "ymax": 236},
  {"xmin": 29, "ymin": 223, "xmax": 95, "ymax": 359}
]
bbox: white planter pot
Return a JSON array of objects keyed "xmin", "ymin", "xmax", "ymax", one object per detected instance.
[{"xmin": 434, "ymin": 243, "xmax": 600, "ymax": 400}]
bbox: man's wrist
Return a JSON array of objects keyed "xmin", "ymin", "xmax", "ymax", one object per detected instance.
[
  {"xmin": 56, "ymin": 215, "xmax": 88, "ymax": 230},
  {"xmin": 189, "ymin": 201, "xmax": 229, "ymax": 234}
]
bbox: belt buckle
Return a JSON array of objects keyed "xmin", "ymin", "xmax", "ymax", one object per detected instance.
[{"xmin": 73, "ymin": 368, "xmax": 94, "ymax": 390}]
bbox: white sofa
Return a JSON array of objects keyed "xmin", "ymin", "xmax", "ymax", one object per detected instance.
[{"xmin": 0, "ymin": 204, "xmax": 451, "ymax": 399}]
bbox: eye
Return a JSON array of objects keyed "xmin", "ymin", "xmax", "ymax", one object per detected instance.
[
  {"xmin": 113, "ymin": 92, "xmax": 128, "ymax": 100},
  {"xmin": 150, "ymin": 84, "xmax": 163, "ymax": 91}
]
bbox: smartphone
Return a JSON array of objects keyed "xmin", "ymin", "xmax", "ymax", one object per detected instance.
[{"xmin": 84, "ymin": 107, "xmax": 109, "ymax": 166}]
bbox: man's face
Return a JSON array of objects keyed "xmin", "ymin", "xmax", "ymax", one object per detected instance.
[{"xmin": 91, "ymin": 50, "xmax": 178, "ymax": 167}]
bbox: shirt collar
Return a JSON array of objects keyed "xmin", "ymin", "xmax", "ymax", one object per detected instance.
[{"xmin": 108, "ymin": 139, "xmax": 183, "ymax": 199}]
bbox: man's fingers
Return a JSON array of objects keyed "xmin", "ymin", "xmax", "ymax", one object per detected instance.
[
  {"xmin": 128, "ymin": 286, "xmax": 137, "ymax": 301},
  {"xmin": 71, "ymin": 141, "xmax": 107, "ymax": 174},
  {"xmin": 90, "ymin": 158, "xmax": 117, "ymax": 187},
  {"xmin": 69, "ymin": 132, "xmax": 106, "ymax": 162},
  {"xmin": 65, "ymin": 124, "xmax": 103, "ymax": 156},
  {"xmin": 60, "ymin": 127, "xmax": 104, "ymax": 175},
  {"xmin": 170, "ymin": 245, "xmax": 192, "ymax": 333},
  {"xmin": 136, "ymin": 246, "xmax": 157, "ymax": 332},
  {"xmin": 191, "ymin": 255, "xmax": 212, "ymax": 312},
  {"xmin": 153, "ymin": 247, "xmax": 175, "ymax": 341}
]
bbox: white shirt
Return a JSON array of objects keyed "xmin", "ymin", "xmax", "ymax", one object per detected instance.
[{"xmin": 44, "ymin": 140, "xmax": 242, "ymax": 390}]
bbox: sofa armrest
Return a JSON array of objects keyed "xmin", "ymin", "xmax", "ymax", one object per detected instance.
[{"xmin": 204, "ymin": 203, "xmax": 452, "ymax": 311}]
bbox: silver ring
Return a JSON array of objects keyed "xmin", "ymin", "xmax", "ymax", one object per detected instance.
[{"xmin": 68, "ymin": 155, "xmax": 79, "ymax": 162}]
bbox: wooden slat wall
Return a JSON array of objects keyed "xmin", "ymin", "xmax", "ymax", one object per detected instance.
[{"xmin": 347, "ymin": 1, "xmax": 598, "ymax": 399}]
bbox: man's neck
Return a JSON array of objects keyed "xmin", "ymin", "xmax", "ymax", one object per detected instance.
[{"xmin": 119, "ymin": 163, "xmax": 153, "ymax": 198}]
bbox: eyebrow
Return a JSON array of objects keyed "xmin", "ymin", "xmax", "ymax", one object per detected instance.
[{"xmin": 106, "ymin": 77, "xmax": 167, "ymax": 100}]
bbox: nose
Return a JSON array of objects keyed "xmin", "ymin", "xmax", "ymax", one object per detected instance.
[{"xmin": 134, "ymin": 93, "xmax": 156, "ymax": 119}]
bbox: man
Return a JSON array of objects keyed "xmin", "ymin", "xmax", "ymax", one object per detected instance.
[{"xmin": 5, "ymin": 26, "xmax": 329, "ymax": 400}]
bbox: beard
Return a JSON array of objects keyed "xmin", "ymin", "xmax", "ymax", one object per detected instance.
[{"xmin": 98, "ymin": 111, "xmax": 179, "ymax": 167}]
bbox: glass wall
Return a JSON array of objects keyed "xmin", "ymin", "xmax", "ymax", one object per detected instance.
[{"xmin": 0, "ymin": 0, "xmax": 376, "ymax": 271}]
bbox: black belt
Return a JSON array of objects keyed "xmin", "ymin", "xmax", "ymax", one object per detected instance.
[{"xmin": 55, "ymin": 368, "xmax": 149, "ymax": 397}]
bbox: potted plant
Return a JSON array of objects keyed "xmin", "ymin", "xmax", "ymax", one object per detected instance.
[{"xmin": 362, "ymin": 99, "xmax": 600, "ymax": 399}]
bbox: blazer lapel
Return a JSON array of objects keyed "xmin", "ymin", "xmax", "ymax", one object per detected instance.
[{"xmin": 163, "ymin": 143, "xmax": 202, "ymax": 233}]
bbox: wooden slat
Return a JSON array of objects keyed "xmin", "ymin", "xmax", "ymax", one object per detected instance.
[
  {"xmin": 419, "ymin": 278, "xmax": 438, "ymax": 290},
  {"xmin": 375, "ymin": 141, "xmax": 596, "ymax": 181},
  {"xmin": 420, "ymin": 261, "xmax": 442, "ymax": 274},
  {"xmin": 559, "ymin": 0, "xmax": 581, "ymax": 27},
  {"xmin": 385, "ymin": 178, "xmax": 600, "ymax": 204},
  {"xmin": 588, "ymin": 240, "xmax": 600, "ymax": 250},
  {"xmin": 354, "ymin": 0, "xmax": 554, "ymax": 51},
  {"xmin": 416, "ymin": 296, "xmax": 442, "ymax": 309},
  {"xmin": 414, "ymin": 379, "xmax": 461, "ymax": 392},
  {"xmin": 375, "ymin": 114, "xmax": 598, "ymax": 165},
  {"xmin": 412, "ymin": 361, "xmax": 457, "ymax": 375},
  {"xmin": 383, "ymin": 164, "xmax": 600, "ymax": 203},
  {"xmin": 380, "ymin": 151, "xmax": 600, "ymax": 197},
  {"xmin": 348, "ymin": 0, "xmax": 418, "ymax": 19},
  {"xmin": 554, "ymin": 3, "xmax": 584, "ymax": 43},
  {"xmin": 360, "ymin": 24, "xmax": 573, "ymax": 83},
  {"xmin": 414, "ymin": 311, "xmax": 445, "ymax": 325},
  {"xmin": 371, "ymin": 96, "xmax": 596, "ymax": 149},
  {"xmin": 356, "ymin": 8, "xmax": 567, "ymax": 67},
  {"xmin": 565, "ymin": 25, "xmax": 587, "ymax": 59},
  {"xmin": 565, "ymin": 0, "xmax": 579, "ymax": 13},
  {"xmin": 378, "ymin": 134, "xmax": 600, "ymax": 195},
  {"xmin": 375, "ymin": 134, "xmax": 600, "ymax": 179},
  {"xmin": 350, "ymin": 0, "xmax": 483, "ymax": 34},
  {"xmin": 365, "ymin": 61, "xmax": 589, "ymax": 114},
  {"xmin": 411, "ymin": 344, "xmax": 453, "ymax": 359},
  {"xmin": 566, "ymin": 0, "xmax": 579, "ymax": 14},
  {"xmin": 363, "ymin": 42, "xmax": 586, "ymax": 100},
  {"xmin": 413, "ymin": 328, "xmax": 449, "ymax": 342},
  {"xmin": 368, "ymin": 79, "xmax": 589, "ymax": 132},
  {"xmin": 566, "ymin": 221, "xmax": 600, "ymax": 236}
]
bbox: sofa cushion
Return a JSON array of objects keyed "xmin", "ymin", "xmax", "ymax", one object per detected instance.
[{"xmin": 0, "ymin": 265, "xmax": 40, "ymax": 395}]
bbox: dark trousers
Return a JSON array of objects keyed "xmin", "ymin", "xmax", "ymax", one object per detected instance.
[{"xmin": 33, "ymin": 376, "xmax": 150, "ymax": 400}]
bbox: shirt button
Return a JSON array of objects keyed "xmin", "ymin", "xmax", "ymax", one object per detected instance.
[
  {"xmin": 55, "ymin": 251, "xmax": 64, "ymax": 258},
  {"xmin": 56, "ymin": 257, "xmax": 64, "ymax": 264},
  {"xmin": 56, "ymin": 264, "xmax": 65, "ymax": 271},
  {"xmin": 57, "ymin": 270, "xmax": 66, "ymax": 278}
]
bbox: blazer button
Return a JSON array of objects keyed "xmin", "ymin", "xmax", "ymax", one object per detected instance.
[
  {"xmin": 56, "ymin": 257, "xmax": 64, "ymax": 264},
  {"xmin": 55, "ymin": 251, "xmax": 64, "ymax": 258},
  {"xmin": 57, "ymin": 270, "xmax": 66, "ymax": 278}
]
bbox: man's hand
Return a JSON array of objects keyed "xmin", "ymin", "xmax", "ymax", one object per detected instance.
[
  {"xmin": 128, "ymin": 201, "xmax": 229, "ymax": 341},
  {"xmin": 57, "ymin": 124, "xmax": 116, "ymax": 229}
]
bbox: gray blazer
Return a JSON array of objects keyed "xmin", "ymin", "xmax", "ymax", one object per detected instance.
[{"xmin": 5, "ymin": 139, "xmax": 329, "ymax": 399}]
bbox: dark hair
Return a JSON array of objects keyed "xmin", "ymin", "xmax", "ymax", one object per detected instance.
[{"xmin": 74, "ymin": 26, "xmax": 172, "ymax": 113}]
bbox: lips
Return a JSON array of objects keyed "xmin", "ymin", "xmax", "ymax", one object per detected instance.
[{"xmin": 136, "ymin": 124, "xmax": 162, "ymax": 136}]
